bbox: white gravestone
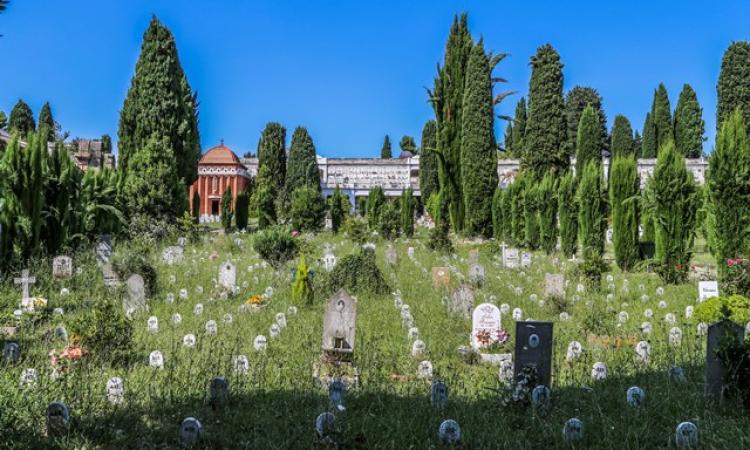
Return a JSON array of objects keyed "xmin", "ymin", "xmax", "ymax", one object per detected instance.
[
  {"xmin": 521, "ymin": 252, "xmax": 532, "ymax": 268},
  {"xmin": 504, "ymin": 248, "xmax": 520, "ymax": 269},
  {"xmin": 698, "ymin": 281, "xmax": 719, "ymax": 302},
  {"xmin": 218, "ymin": 262, "xmax": 236, "ymax": 290},
  {"xmin": 124, "ymin": 274, "xmax": 148, "ymax": 318},
  {"xmin": 14, "ymin": 269, "xmax": 36, "ymax": 304},
  {"xmin": 471, "ymin": 303, "xmax": 502, "ymax": 350},
  {"xmin": 162, "ymin": 246, "xmax": 184, "ymax": 266},
  {"xmin": 107, "ymin": 377, "xmax": 124, "ymax": 404},
  {"xmin": 52, "ymin": 256, "xmax": 73, "ymax": 279}
]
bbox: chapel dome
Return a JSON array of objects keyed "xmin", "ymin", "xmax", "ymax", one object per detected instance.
[{"xmin": 199, "ymin": 143, "xmax": 241, "ymax": 165}]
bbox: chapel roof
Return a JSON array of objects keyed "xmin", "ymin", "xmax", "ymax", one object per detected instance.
[{"xmin": 199, "ymin": 143, "xmax": 242, "ymax": 165}]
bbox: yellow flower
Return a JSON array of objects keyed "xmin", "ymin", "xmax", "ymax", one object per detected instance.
[{"xmin": 245, "ymin": 295, "xmax": 263, "ymax": 305}]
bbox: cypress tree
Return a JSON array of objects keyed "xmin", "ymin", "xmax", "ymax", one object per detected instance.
[
  {"xmin": 523, "ymin": 44, "xmax": 567, "ymax": 176},
  {"xmin": 577, "ymin": 161, "xmax": 607, "ymax": 258},
  {"xmin": 509, "ymin": 178, "xmax": 525, "ymax": 245},
  {"xmin": 708, "ymin": 109, "xmax": 750, "ymax": 271},
  {"xmin": 286, "ymin": 126, "xmax": 320, "ymax": 192},
  {"xmin": 0, "ymin": 111, "xmax": 7, "ymax": 130},
  {"xmin": 235, "ymin": 190, "xmax": 249, "ymax": 230},
  {"xmin": 329, "ymin": 186, "xmax": 348, "ymax": 234},
  {"xmin": 503, "ymin": 122, "xmax": 513, "ymax": 156},
  {"xmin": 565, "ymin": 86, "xmax": 608, "ymax": 156},
  {"xmin": 500, "ymin": 186, "xmax": 512, "ymax": 240},
  {"xmin": 610, "ymin": 157, "xmax": 640, "ymax": 270},
  {"xmin": 633, "ymin": 130, "xmax": 642, "ymax": 153},
  {"xmin": 717, "ymin": 42, "xmax": 750, "ymax": 133},
  {"xmin": 258, "ymin": 122, "xmax": 287, "ymax": 195},
  {"xmin": 673, "ymin": 84, "xmax": 705, "ymax": 158},
  {"xmin": 461, "ymin": 40, "xmax": 497, "ymax": 237},
  {"xmin": 523, "ymin": 182, "xmax": 539, "ymax": 249},
  {"xmin": 610, "ymin": 115, "xmax": 635, "ymax": 158},
  {"xmin": 575, "ymin": 105, "xmax": 604, "ymax": 175},
  {"xmin": 101, "ymin": 134, "xmax": 113, "ymax": 154},
  {"xmin": 192, "ymin": 191, "xmax": 200, "ymax": 222},
  {"xmin": 652, "ymin": 140, "xmax": 698, "ymax": 283},
  {"xmin": 419, "ymin": 120, "xmax": 439, "ymax": 203},
  {"xmin": 537, "ymin": 173, "xmax": 558, "ymax": 254},
  {"xmin": 400, "ymin": 187, "xmax": 415, "ymax": 237},
  {"xmin": 37, "ymin": 101, "xmax": 55, "ymax": 141},
  {"xmin": 366, "ymin": 186, "xmax": 386, "ymax": 230},
  {"xmin": 221, "ymin": 186, "xmax": 233, "ymax": 232},
  {"xmin": 379, "ymin": 200, "xmax": 401, "ymax": 240},
  {"xmin": 641, "ymin": 112, "xmax": 657, "ymax": 158},
  {"xmin": 380, "ymin": 135, "xmax": 392, "ymax": 159},
  {"xmin": 399, "ymin": 136, "xmax": 416, "ymax": 154},
  {"xmin": 8, "ymin": 99, "xmax": 35, "ymax": 136},
  {"xmin": 428, "ymin": 13, "xmax": 472, "ymax": 232},
  {"xmin": 492, "ymin": 186, "xmax": 504, "ymax": 240},
  {"xmin": 255, "ymin": 166, "xmax": 277, "ymax": 230},
  {"xmin": 291, "ymin": 185, "xmax": 325, "ymax": 232},
  {"xmin": 558, "ymin": 172, "xmax": 578, "ymax": 257},
  {"xmin": 118, "ymin": 17, "xmax": 201, "ymax": 185},
  {"xmin": 652, "ymin": 84, "xmax": 673, "ymax": 149},
  {"xmin": 511, "ymin": 97, "xmax": 527, "ymax": 158}
]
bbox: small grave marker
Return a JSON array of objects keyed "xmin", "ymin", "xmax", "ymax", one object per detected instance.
[
  {"xmin": 107, "ymin": 377, "xmax": 124, "ymax": 404},
  {"xmin": 218, "ymin": 261, "xmax": 236, "ymax": 290},
  {"xmin": 438, "ymin": 420, "xmax": 461, "ymax": 444},
  {"xmin": 698, "ymin": 281, "xmax": 719, "ymax": 301},
  {"xmin": 513, "ymin": 321, "xmax": 553, "ymax": 387},
  {"xmin": 46, "ymin": 402, "xmax": 70, "ymax": 437},
  {"xmin": 52, "ymin": 256, "xmax": 73, "ymax": 279},
  {"xmin": 431, "ymin": 380, "xmax": 448, "ymax": 409},
  {"xmin": 705, "ymin": 320, "xmax": 745, "ymax": 400},
  {"xmin": 179, "ymin": 417, "xmax": 203, "ymax": 447},
  {"xmin": 321, "ymin": 290, "xmax": 357, "ymax": 361},
  {"xmin": 432, "ymin": 267, "xmax": 450, "ymax": 287}
]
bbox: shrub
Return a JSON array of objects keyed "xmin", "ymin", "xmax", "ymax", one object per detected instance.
[
  {"xmin": 379, "ymin": 201, "xmax": 401, "ymax": 240},
  {"xmin": 400, "ymin": 188, "xmax": 415, "ymax": 237},
  {"xmin": 343, "ymin": 216, "xmax": 368, "ymax": 245},
  {"xmin": 321, "ymin": 247, "xmax": 390, "ymax": 296},
  {"xmin": 110, "ymin": 239, "xmax": 158, "ymax": 295},
  {"xmin": 694, "ymin": 295, "xmax": 750, "ymax": 325},
  {"xmin": 558, "ymin": 172, "xmax": 578, "ymax": 258},
  {"xmin": 221, "ymin": 186, "xmax": 233, "ymax": 232},
  {"xmin": 253, "ymin": 227, "xmax": 298, "ymax": 268},
  {"xmin": 235, "ymin": 190, "xmax": 249, "ymax": 231},
  {"xmin": 291, "ymin": 185, "xmax": 326, "ymax": 232},
  {"xmin": 329, "ymin": 187, "xmax": 349, "ymax": 233},
  {"xmin": 292, "ymin": 255, "xmax": 315, "ymax": 306},
  {"xmin": 71, "ymin": 298, "xmax": 133, "ymax": 366}
]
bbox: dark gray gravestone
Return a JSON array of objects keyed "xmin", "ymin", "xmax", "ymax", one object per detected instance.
[
  {"xmin": 46, "ymin": 402, "xmax": 70, "ymax": 437},
  {"xmin": 513, "ymin": 321, "xmax": 554, "ymax": 387},
  {"xmin": 705, "ymin": 320, "xmax": 745, "ymax": 400}
]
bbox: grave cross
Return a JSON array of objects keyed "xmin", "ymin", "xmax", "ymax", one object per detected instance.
[
  {"xmin": 14, "ymin": 270, "xmax": 36, "ymax": 300},
  {"xmin": 499, "ymin": 242, "xmax": 508, "ymax": 268}
]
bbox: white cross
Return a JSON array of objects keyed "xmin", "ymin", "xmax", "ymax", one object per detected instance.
[
  {"xmin": 499, "ymin": 241, "xmax": 508, "ymax": 268},
  {"xmin": 14, "ymin": 269, "xmax": 36, "ymax": 300}
]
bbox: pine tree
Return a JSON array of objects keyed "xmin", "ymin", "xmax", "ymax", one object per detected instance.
[
  {"xmin": 400, "ymin": 187, "xmax": 415, "ymax": 237},
  {"xmin": 523, "ymin": 182, "xmax": 540, "ymax": 249},
  {"xmin": 641, "ymin": 112, "xmax": 657, "ymax": 158},
  {"xmin": 577, "ymin": 161, "xmax": 607, "ymax": 258},
  {"xmin": 565, "ymin": 86, "xmax": 608, "ymax": 156},
  {"xmin": 673, "ymin": 84, "xmax": 705, "ymax": 158},
  {"xmin": 558, "ymin": 172, "xmax": 578, "ymax": 257},
  {"xmin": 258, "ymin": 122, "xmax": 287, "ymax": 195},
  {"xmin": 399, "ymin": 136, "xmax": 417, "ymax": 154},
  {"xmin": 8, "ymin": 99, "xmax": 35, "ymax": 136},
  {"xmin": 610, "ymin": 115, "xmax": 635, "ymax": 158},
  {"xmin": 380, "ymin": 135, "xmax": 392, "ymax": 159},
  {"xmin": 609, "ymin": 157, "xmax": 640, "ymax": 270},
  {"xmin": 511, "ymin": 97, "xmax": 527, "ymax": 158},
  {"xmin": 37, "ymin": 101, "xmax": 55, "ymax": 141},
  {"xmin": 221, "ymin": 186, "xmax": 233, "ymax": 232},
  {"xmin": 651, "ymin": 140, "xmax": 698, "ymax": 283},
  {"xmin": 235, "ymin": 190, "xmax": 249, "ymax": 230},
  {"xmin": 537, "ymin": 173, "xmax": 558, "ymax": 254},
  {"xmin": 286, "ymin": 126, "xmax": 320, "ymax": 193},
  {"xmin": 575, "ymin": 105, "xmax": 604, "ymax": 175},
  {"xmin": 419, "ymin": 120, "xmax": 439, "ymax": 203},
  {"xmin": 523, "ymin": 44, "xmax": 567, "ymax": 176},
  {"xmin": 652, "ymin": 84, "xmax": 673, "ymax": 149},
  {"xmin": 461, "ymin": 40, "xmax": 497, "ymax": 237},
  {"xmin": 708, "ymin": 109, "xmax": 750, "ymax": 271},
  {"xmin": 717, "ymin": 41, "xmax": 750, "ymax": 133},
  {"xmin": 366, "ymin": 186, "xmax": 386, "ymax": 230},
  {"xmin": 118, "ymin": 17, "xmax": 200, "ymax": 186}
]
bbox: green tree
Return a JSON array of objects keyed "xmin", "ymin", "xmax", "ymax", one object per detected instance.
[
  {"xmin": 0, "ymin": 110, "xmax": 7, "ymax": 129},
  {"xmin": 523, "ymin": 44, "xmax": 567, "ymax": 176},
  {"xmin": 399, "ymin": 135, "xmax": 417, "ymax": 154},
  {"xmin": 101, "ymin": 134, "xmax": 113, "ymax": 154},
  {"xmin": 191, "ymin": 191, "xmax": 200, "ymax": 222},
  {"xmin": 575, "ymin": 105, "xmax": 604, "ymax": 175},
  {"xmin": 502, "ymin": 122, "xmax": 513, "ymax": 156},
  {"xmin": 8, "ymin": 99, "xmax": 35, "ymax": 136},
  {"xmin": 37, "ymin": 101, "xmax": 55, "ymax": 141},
  {"xmin": 258, "ymin": 122, "xmax": 287, "ymax": 195},
  {"xmin": 609, "ymin": 157, "xmax": 640, "ymax": 270},
  {"xmin": 380, "ymin": 135, "xmax": 392, "ymax": 159},
  {"xmin": 118, "ymin": 17, "xmax": 200, "ymax": 186},
  {"xmin": 651, "ymin": 140, "xmax": 698, "ymax": 283},
  {"xmin": 254, "ymin": 166, "xmax": 277, "ymax": 229},
  {"xmin": 577, "ymin": 161, "xmax": 607, "ymax": 258},
  {"xmin": 329, "ymin": 186, "xmax": 349, "ymax": 234},
  {"xmin": 292, "ymin": 255, "xmax": 314, "ymax": 306},
  {"xmin": 43, "ymin": 140, "xmax": 83, "ymax": 254},
  {"xmin": 379, "ymin": 200, "xmax": 401, "ymax": 240},
  {"xmin": 558, "ymin": 171, "xmax": 578, "ymax": 257},
  {"xmin": 400, "ymin": 187, "xmax": 415, "ymax": 237},
  {"xmin": 286, "ymin": 126, "xmax": 320, "ymax": 194},
  {"xmin": 419, "ymin": 120, "xmax": 439, "ymax": 202},
  {"xmin": 641, "ymin": 112, "xmax": 657, "ymax": 158},
  {"xmin": 565, "ymin": 86, "xmax": 607, "ymax": 156},
  {"xmin": 500, "ymin": 186, "xmax": 512, "ymax": 240},
  {"xmin": 366, "ymin": 186, "xmax": 386, "ymax": 230},
  {"xmin": 221, "ymin": 186, "xmax": 233, "ymax": 232},
  {"xmin": 509, "ymin": 178, "xmax": 525, "ymax": 245},
  {"xmin": 461, "ymin": 40, "xmax": 498, "ymax": 237},
  {"xmin": 291, "ymin": 185, "xmax": 325, "ymax": 232},
  {"xmin": 523, "ymin": 182, "xmax": 539, "ymax": 249},
  {"xmin": 673, "ymin": 84, "xmax": 705, "ymax": 158},
  {"xmin": 717, "ymin": 41, "xmax": 750, "ymax": 133},
  {"xmin": 610, "ymin": 115, "xmax": 635, "ymax": 158},
  {"xmin": 235, "ymin": 190, "xmax": 249, "ymax": 230},
  {"xmin": 537, "ymin": 173, "xmax": 558, "ymax": 254},
  {"xmin": 652, "ymin": 83, "xmax": 674, "ymax": 150},
  {"xmin": 511, "ymin": 97, "xmax": 527, "ymax": 158},
  {"xmin": 492, "ymin": 186, "xmax": 504, "ymax": 240}
]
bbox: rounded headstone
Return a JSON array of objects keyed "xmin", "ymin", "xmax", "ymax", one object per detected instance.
[
  {"xmin": 675, "ymin": 422, "xmax": 698, "ymax": 448},
  {"xmin": 531, "ymin": 385, "xmax": 551, "ymax": 409},
  {"xmin": 179, "ymin": 417, "xmax": 203, "ymax": 447},
  {"xmin": 254, "ymin": 335, "xmax": 268, "ymax": 352},
  {"xmin": 438, "ymin": 419, "xmax": 461, "ymax": 444},
  {"xmin": 315, "ymin": 412, "xmax": 336, "ymax": 438},
  {"xmin": 591, "ymin": 362, "xmax": 608, "ymax": 381},
  {"xmin": 563, "ymin": 418, "xmax": 584, "ymax": 443},
  {"xmin": 106, "ymin": 377, "xmax": 124, "ymax": 404},
  {"xmin": 149, "ymin": 351, "xmax": 164, "ymax": 369},
  {"xmin": 183, "ymin": 334, "xmax": 196, "ymax": 348},
  {"xmin": 626, "ymin": 386, "xmax": 645, "ymax": 407}
]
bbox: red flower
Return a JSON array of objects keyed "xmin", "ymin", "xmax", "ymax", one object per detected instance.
[{"xmin": 728, "ymin": 258, "xmax": 736, "ymax": 267}]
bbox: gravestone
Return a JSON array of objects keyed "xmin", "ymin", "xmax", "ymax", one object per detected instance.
[
  {"xmin": 14, "ymin": 269, "xmax": 36, "ymax": 303},
  {"xmin": 675, "ymin": 422, "xmax": 698, "ymax": 448},
  {"xmin": 177, "ymin": 236, "xmax": 187, "ymax": 247},
  {"xmin": 233, "ymin": 355, "xmax": 249, "ymax": 375},
  {"xmin": 147, "ymin": 316, "xmax": 158, "ymax": 333},
  {"xmin": 107, "ymin": 377, "xmax": 124, "ymax": 404},
  {"xmin": 218, "ymin": 261, "xmax": 236, "ymax": 290},
  {"xmin": 19, "ymin": 368, "xmax": 38, "ymax": 388},
  {"xmin": 432, "ymin": 267, "xmax": 450, "ymax": 287},
  {"xmin": 438, "ymin": 420, "xmax": 461, "ymax": 444},
  {"xmin": 449, "ymin": 284, "xmax": 474, "ymax": 318},
  {"xmin": 471, "ymin": 303, "xmax": 503, "ymax": 350},
  {"xmin": 513, "ymin": 321, "xmax": 553, "ymax": 387},
  {"xmin": 499, "ymin": 360, "xmax": 514, "ymax": 383},
  {"xmin": 591, "ymin": 362, "xmax": 608, "ymax": 380},
  {"xmin": 328, "ymin": 379, "xmax": 346, "ymax": 411},
  {"xmin": 563, "ymin": 418, "xmax": 584, "ymax": 443},
  {"xmin": 46, "ymin": 402, "xmax": 70, "ymax": 437},
  {"xmin": 565, "ymin": 341, "xmax": 583, "ymax": 363},
  {"xmin": 705, "ymin": 320, "xmax": 745, "ymax": 400},
  {"xmin": 431, "ymin": 379, "xmax": 448, "ymax": 409},
  {"xmin": 544, "ymin": 274, "xmax": 565, "ymax": 299},
  {"xmin": 209, "ymin": 376, "xmax": 229, "ymax": 409},
  {"xmin": 315, "ymin": 412, "xmax": 336, "ymax": 439},
  {"xmin": 254, "ymin": 335, "xmax": 267, "ymax": 351},
  {"xmin": 205, "ymin": 320, "xmax": 218, "ymax": 335},
  {"xmin": 322, "ymin": 252, "xmax": 337, "ymax": 272},
  {"xmin": 101, "ymin": 264, "xmax": 120, "ymax": 289},
  {"xmin": 626, "ymin": 386, "xmax": 645, "ymax": 407},
  {"xmin": 52, "ymin": 256, "xmax": 73, "ymax": 279},
  {"xmin": 54, "ymin": 325, "xmax": 69, "ymax": 343},
  {"xmin": 698, "ymin": 281, "xmax": 719, "ymax": 301},
  {"xmin": 149, "ymin": 350, "xmax": 164, "ymax": 369},
  {"xmin": 124, "ymin": 274, "xmax": 147, "ymax": 318},
  {"xmin": 411, "ymin": 340, "xmax": 426, "ymax": 358},
  {"xmin": 179, "ymin": 417, "xmax": 203, "ymax": 447},
  {"xmin": 531, "ymin": 385, "xmax": 551, "ymax": 409},
  {"xmin": 3, "ymin": 341, "xmax": 20, "ymax": 363},
  {"xmin": 321, "ymin": 290, "xmax": 357, "ymax": 361},
  {"xmin": 162, "ymin": 246, "xmax": 184, "ymax": 266},
  {"xmin": 504, "ymin": 248, "xmax": 520, "ymax": 269},
  {"xmin": 521, "ymin": 252, "xmax": 532, "ymax": 268},
  {"xmin": 95, "ymin": 235, "xmax": 113, "ymax": 265},
  {"xmin": 385, "ymin": 246, "xmax": 398, "ymax": 266},
  {"xmin": 468, "ymin": 263, "xmax": 485, "ymax": 286}
]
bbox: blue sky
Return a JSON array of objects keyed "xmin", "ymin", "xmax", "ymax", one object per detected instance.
[{"xmin": 1, "ymin": 1, "xmax": 748, "ymax": 158}]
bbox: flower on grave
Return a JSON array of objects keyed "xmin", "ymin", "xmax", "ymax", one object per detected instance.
[
  {"xmin": 291, "ymin": 230, "xmax": 300, "ymax": 237},
  {"xmin": 495, "ymin": 329, "xmax": 510, "ymax": 345},
  {"xmin": 245, "ymin": 294, "xmax": 264, "ymax": 306},
  {"xmin": 61, "ymin": 346, "xmax": 86, "ymax": 359}
]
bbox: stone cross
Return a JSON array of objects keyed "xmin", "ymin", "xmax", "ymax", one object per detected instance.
[{"xmin": 14, "ymin": 269, "xmax": 36, "ymax": 301}]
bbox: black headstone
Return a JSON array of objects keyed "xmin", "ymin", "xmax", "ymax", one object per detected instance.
[
  {"xmin": 705, "ymin": 319, "xmax": 745, "ymax": 400},
  {"xmin": 513, "ymin": 321, "xmax": 554, "ymax": 387}
]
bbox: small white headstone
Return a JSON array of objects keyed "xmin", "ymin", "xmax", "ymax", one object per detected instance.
[
  {"xmin": 183, "ymin": 334, "xmax": 196, "ymax": 348},
  {"xmin": 626, "ymin": 386, "xmax": 645, "ymax": 407},
  {"xmin": 233, "ymin": 355, "xmax": 249, "ymax": 375},
  {"xmin": 675, "ymin": 422, "xmax": 698, "ymax": 448},
  {"xmin": 417, "ymin": 360, "xmax": 433, "ymax": 379},
  {"xmin": 254, "ymin": 335, "xmax": 268, "ymax": 351},
  {"xmin": 565, "ymin": 341, "xmax": 583, "ymax": 362},
  {"xmin": 149, "ymin": 351, "xmax": 164, "ymax": 369},
  {"xmin": 591, "ymin": 362, "xmax": 608, "ymax": 380},
  {"xmin": 106, "ymin": 377, "xmax": 124, "ymax": 404},
  {"xmin": 698, "ymin": 281, "xmax": 719, "ymax": 302},
  {"xmin": 218, "ymin": 261, "xmax": 237, "ymax": 290},
  {"xmin": 147, "ymin": 316, "xmax": 159, "ymax": 333},
  {"xmin": 205, "ymin": 320, "xmax": 218, "ymax": 335}
]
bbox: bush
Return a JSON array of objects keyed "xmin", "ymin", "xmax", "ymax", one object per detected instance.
[
  {"xmin": 291, "ymin": 185, "xmax": 326, "ymax": 232},
  {"xmin": 329, "ymin": 187, "xmax": 349, "ymax": 233},
  {"xmin": 379, "ymin": 201, "xmax": 401, "ymax": 240},
  {"xmin": 292, "ymin": 255, "xmax": 314, "ymax": 306},
  {"xmin": 253, "ymin": 227, "xmax": 298, "ymax": 268},
  {"xmin": 694, "ymin": 295, "xmax": 750, "ymax": 325},
  {"xmin": 343, "ymin": 216, "xmax": 368, "ymax": 245},
  {"xmin": 110, "ymin": 239, "xmax": 158, "ymax": 295},
  {"xmin": 321, "ymin": 247, "xmax": 390, "ymax": 296},
  {"xmin": 71, "ymin": 298, "xmax": 133, "ymax": 366},
  {"xmin": 235, "ymin": 190, "xmax": 249, "ymax": 230}
]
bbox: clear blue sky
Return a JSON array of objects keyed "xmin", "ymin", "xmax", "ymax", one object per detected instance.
[{"xmin": 1, "ymin": 1, "xmax": 748, "ymax": 158}]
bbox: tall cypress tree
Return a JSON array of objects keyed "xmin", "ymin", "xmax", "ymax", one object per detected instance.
[
  {"xmin": 258, "ymin": 122, "xmax": 287, "ymax": 195},
  {"xmin": 286, "ymin": 126, "xmax": 320, "ymax": 192},
  {"xmin": 380, "ymin": 135, "xmax": 392, "ymax": 159},
  {"xmin": 641, "ymin": 112, "xmax": 657, "ymax": 158},
  {"xmin": 492, "ymin": 186, "xmax": 504, "ymax": 240},
  {"xmin": 509, "ymin": 178, "xmax": 525, "ymax": 245},
  {"xmin": 221, "ymin": 186, "xmax": 233, "ymax": 232},
  {"xmin": 511, "ymin": 97, "xmax": 527, "ymax": 158},
  {"xmin": 575, "ymin": 105, "xmax": 604, "ymax": 175},
  {"xmin": 37, "ymin": 101, "xmax": 55, "ymax": 141},
  {"xmin": 461, "ymin": 40, "xmax": 497, "ymax": 237},
  {"xmin": 565, "ymin": 86, "xmax": 608, "ymax": 156},
  {"xmin": 419, "ymin": 120, "xmax": 439, "ymax": 202},
  {"xmin": 8, "ymin": 99, "xmax": 35, "ymax": 136},
  {"xmin": 500, "ymin": 186, "xmax": 512, "ymax": 239},
  {"xmin": 400, "ymin": 187, "xmax": 415, "ymax": 237},
  {"xmin": 366, "ymin": 186, "xmax": 386, "ymax": 230},
  {"xmin": 118, "ymin": 17, "xmax": 201, "ymax": 186},
  {"xmin": 503, "ymin": 122, "xmax": 513, "ymax": 156},
  {"xmin": 610, "ymin": 156, "xmax": 640, "ymax": 270},
  {"xmin": 610, "ymin": 115, "xmax": 635, "ymax": 158},
  {"xmin": 717, "ymin": 42, "xmax": 750, "ymax": 133},
  {"xmin": 538, "ymin": 173, "xmax": 558, "ymax": 254},
  {"xmin": 577, "ymin": 161, "xmax": 607, "ymax": 258},
  {"xmin": 235, "ymin": 190, "xmax": 249, "ymax": 230},
  {"xmin": 558, "ymin": 172, "xmax": 578, "ymax": 257},
  {"xmin": 673, "ymin": 84, "xmax": 705, "ymax": 158},
  {"xmin": 523, "ymin": 182, "xmax": 540, "ymax": 249},
  {"xmin": 652, "ymin": 84, "xmax": 673, "ymax": 149},
  {"xmin": 523, "ymin": 44, "xmax": 567, "ymax": 176}
]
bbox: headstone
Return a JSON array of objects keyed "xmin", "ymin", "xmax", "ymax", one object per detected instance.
[
  {"xmin": 321, "ymin": 290, "xmax": 357, "ymax": 361},
  {"xmin": 52, "ymin": 256, "xmax": 73, "ymax": 279},
  {"xmin": 471, "ymin": 303, "xmax": 502, "ymax": 349},
  {"xmin": 385, "ymin": 247, "xmax": 398, "ymax": 266},
  {"xmin": 328, "ymin": 379, "xmax": 346, "ymax": 411},
  {"xmin": 698, "ymin": 281, "xmax": 719, "ymax": 301},
  {"xmin": 635, "ymin": 340, "xmax": 651, "ymax": 364},
  {"xmin": 209, "ymin": 376, "xmax": 229, "ymax": 408},
  {"xmin": 544, "ymin": 274, "xmax": 565, "ymax": 299},
  {"xmin": 521, "ymin": 252, "xmax": 532, "ymax": 268},
  {"xmin": 411, "ymin": 340, "xmax": 426, "ymax": 358},
  {"xmin": 194, "ymin": 304, "xmax": 203, "ymax": 315},
  {"xmin": 54, "ymin": 325, "xmax": 68, "ymax": 343},
  {"xmin": 669, "ymin": 366, "xmax": 686, "ymax": 383},
  {"xmin": 626, "ymin": 386, "xmax": 645, "ymax": 407},
  {"xmin": 431, "ymin": 380, "xmax": 448, "ymax": 409},
  {"xmin": 205, "ymin": 320, "xmax": 218, "ymax": 335},
  {"xmin": 407, "ymin": 247, "xmax": 415, "ymax": 259},
  {"xmin": 95, "ymin": 235, "xmax": 113, "ymax": 265},
  {"xmin": 315, "ymin": 412, "xmax": 336, "ymax": 439},
  {"xmin": 531, "ymin": 384, "xmax": 551, "ymax": 409},
  {"xmin": 269, "ymin": 323, "xmax": 281, "ymax": 338},
  {"xmin": 432, "ymin": 267, "xmax": 450, "ymax": 287},
  {"xmin": 106, "ymin": 377, "xmax": 124, "ymax": 404},
  {"xmin": 449, "ymin": 285, "xmax": 474, "ymax": 317},
  {"xmin": 563, "ymin": 418, "xmax": 584, "ymax": 443},
  {"xmin": 179, "ymin": 417, "xmax": 203, "ymax": 447},
  {"xmin": 14, "ymin": 269, "xmax": 36, "ymax": 303},
  {"xmin": 233, "ymin": 355, "xmax": 249, "ymax": 375},
  {"xmin": 162, "ymin": 246, "xmax": 184, "ymax": 266},
  {"xmin": 218, "ymin": 261, "xmax": 236, "ymax": 290},
  {"xmin": 504, "ymin": 248, "xmax": 520, "ymax": 269},
  {"xmin": 254, "ymin": 335, "xmax": 268, "ymax": 351},
  {"xmin": 19, "ymin": 368, "xmax": 38, "ymax": 388},
  {"xmin": 591, "ymin": 362, "xmax": 608, "ymax": 380},
  {"xmin": 149, "ymin": 350, "xmax": 164, "ymax": 369},
  {"xmin": 438, "ymin": 420, "xmax": 461, "ymax": 444},
  {"xmin": 322, "ymin": 252, "xmax": 337, "ymax": 272},
  {"xmin": 3, "ymin": 341, "xmax": 20, "ymax": 363},
  {"xmin": 147, "ymin": 316, "xmax": 159, "ymax": 333},
  {"xmin": 513, "ymin": 321, "xmax": 553, "ymax": 387},
  {"xmin": 276, "ymin": 312, "xmax": 287, "ymax": 329},
  {"xmin": 468, "ymin": 263, "xmax": 485, "ymax": 286},
  {"xmin": 675, "ymin": 422, "xmax": 698, "ymax": 448},
  {"xmin": 102, "ymin": 264, "xmax": 120, "ymax": 289},
  {"xmin": 705, "ymin": 320, "xmax": 745, "ymax": 399},
  {"xmin": 498, "ymin": 360, "xmax": 514, "ymax": 383},
  {"xmin": 669, "ymin": 327, "xmax": 683, "ymax": 347},
  {"xmin": 46, "ymin": 402, "xmax": 70, "ymax": 437},
  {"xmin": 177, "ymin": 236, "xmax": 187, "ymax": 247},
  {"xmin": 565, "ymin": 341, "xmax": 583, "ymax": 363},
  {"xmin": 124, "ymin": 274, "xmax": 147, "ymax": 318}
]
